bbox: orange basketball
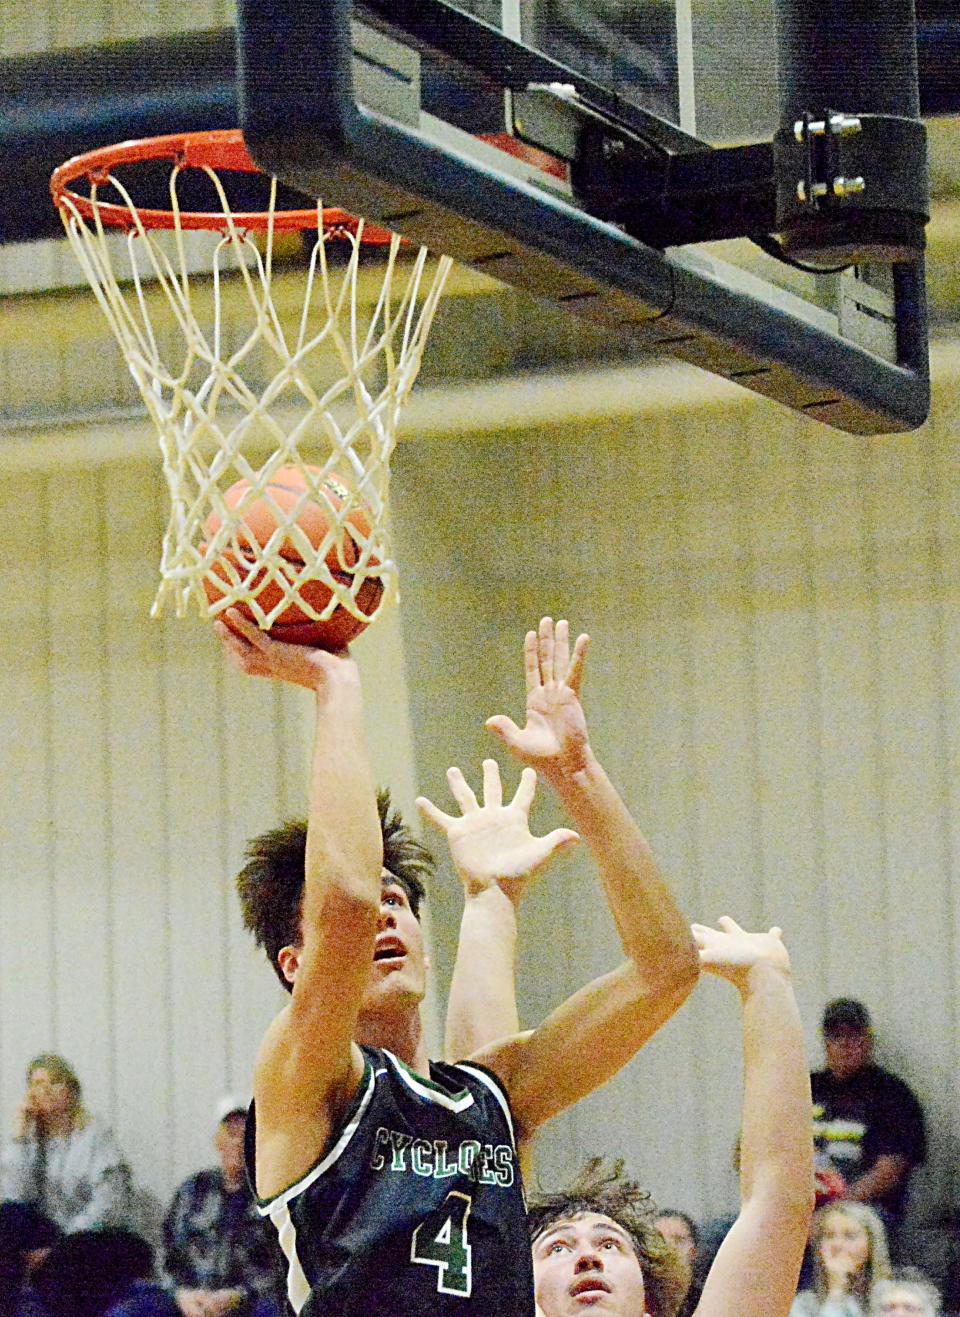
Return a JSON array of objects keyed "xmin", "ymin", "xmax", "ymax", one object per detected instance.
[{"xmin": 201, "ymin": 466, "xmax": 384, "ymax": 649}]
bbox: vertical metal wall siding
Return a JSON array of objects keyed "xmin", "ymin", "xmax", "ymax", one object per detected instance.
[{"xmin": 390, "ymin": 368, "xmax": 960, "ymax": 1222}]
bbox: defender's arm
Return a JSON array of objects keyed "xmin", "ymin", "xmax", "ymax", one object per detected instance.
[
  {"xmin": 478, "ymin": 619, "xmax": 698, "ymax": 1135},
  {"xmin": 417, "ymin": 760, "xmax": 578, "ymax": 1062},
  {"xmin": 692, "ymin": 919, "xmax": 814, "ymax": 1317}
]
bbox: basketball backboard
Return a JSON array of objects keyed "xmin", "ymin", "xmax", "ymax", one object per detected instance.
[
  {"xmin": 233, "ymin": 0, "xmax": 931, "ymax": 434},
  {"xmin": 0, "ymin": 1, "xmax": 937, "ymax": 433}
]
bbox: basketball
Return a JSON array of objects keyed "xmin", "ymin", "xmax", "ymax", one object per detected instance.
[{"xmin": 201, "ymin": 466, "xmax": 384, "ymax": 649}]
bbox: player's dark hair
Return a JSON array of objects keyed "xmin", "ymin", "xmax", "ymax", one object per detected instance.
[
  {"xmin": 528, "ymin": 1159, "xmax": 689, "ymax": 1317},
  {"xmin": 236, "ymin": 788, "xmax": 432, "ymax": 991}
]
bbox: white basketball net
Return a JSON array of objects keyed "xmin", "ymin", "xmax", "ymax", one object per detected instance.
[{"xmin": 56, "ymin": 155, "xmax": 452, "ymax": 630}]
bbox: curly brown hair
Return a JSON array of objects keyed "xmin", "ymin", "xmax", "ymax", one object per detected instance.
[
  {"xmin": 236, "ymin": 789, "xmax": 434, "ymax": 991},
  {"xmin": 528, "ymin": 1159, "xmax": 690, "ymax": 1317}
]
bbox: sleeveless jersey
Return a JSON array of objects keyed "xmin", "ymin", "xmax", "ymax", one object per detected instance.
[{"xmin": 246, "ymin": 1046, "xmax": 535, "ymax": 1316}]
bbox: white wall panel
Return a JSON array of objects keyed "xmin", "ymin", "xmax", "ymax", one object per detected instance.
[
  {"xmin": 0, "ymin": 475, "xmax": 57, "ymax": 1126},
  {"xmin": 46, "ymin": 469, "xmax": 115, "ymax": 1117},
  {"xmin": 390, "ymin": 355, "xmax": 960, "ymax": 1226},
  {"xmin": 0, "ymin": 0, "xmax": 235, "ymax": 56},
  {"xmin": 0, "ymin": 427, "xmax": 418, "ymax": 1215}
]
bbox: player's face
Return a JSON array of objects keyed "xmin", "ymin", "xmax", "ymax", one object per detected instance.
[
  {"xmin": 532, "ymin": 1212, "xmax": 649, "ymax": 1316},
  {"xmin": 819, "ymin": 1210, "xmax": 870, "ymax": 1273},
  {"xmin": 653, "ymin": 1214, "xmax": 696, "ymax": 1267},
  {"xmin": 359, "ymin": 874, "xmax": 427, "ymax": 1014},
  {"xmin": 823, "ymin": 1026, "xmax": 873, "ymax": 1080}
]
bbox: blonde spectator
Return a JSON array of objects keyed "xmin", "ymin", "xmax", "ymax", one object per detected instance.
[
  {"xmin": 0, "ymin": 1054, "xmax": 132, "ymax": 1233},
  {"xmin": 791, "ymin": 1202, "xmax": 893, "ymax": 1316}
]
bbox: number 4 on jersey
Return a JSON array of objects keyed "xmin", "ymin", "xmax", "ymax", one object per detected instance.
[{"xmin": 411, "ymin": 1190, "xmax": 473, "ymax": 1296}]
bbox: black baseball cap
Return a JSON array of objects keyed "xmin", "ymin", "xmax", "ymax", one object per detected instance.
[{"xmin": 822, "ymin": 998, "xmax": 871, "ymax": 1034}]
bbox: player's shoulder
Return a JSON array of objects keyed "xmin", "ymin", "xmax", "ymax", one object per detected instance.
[{"xmin": 461, "ymin": 1031, "xmax": 534, "ymax": 1100}]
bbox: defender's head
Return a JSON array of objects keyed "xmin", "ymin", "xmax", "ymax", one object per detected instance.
[
  {"xmin": 236, "ymin": 789, "xmax": 434, "ymax": 1013},
  {"xmin": 529, "ymin": 1161, "xmax": 688, "ymax": 1317}
]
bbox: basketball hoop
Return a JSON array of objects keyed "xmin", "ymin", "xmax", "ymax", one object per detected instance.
[{"xmin": 51, "ymin": 129, "xmax": 453, "ymax": 634}]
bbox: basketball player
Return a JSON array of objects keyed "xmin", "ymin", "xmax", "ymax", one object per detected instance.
[
  {"xmin": 527, "ymin": 918, "xmax": 814, "ymax": 1317},
  {"xmin": 215, "ymin": 613, "xmax": 698, "ymax": 1316}
]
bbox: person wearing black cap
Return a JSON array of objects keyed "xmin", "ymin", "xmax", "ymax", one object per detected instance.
[{"xmin": 811, "ymin": 999, "xmax": 926, "ymax": 1235}]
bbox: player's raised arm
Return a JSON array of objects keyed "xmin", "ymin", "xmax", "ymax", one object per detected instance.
[
  {"xmin": 477, "ymin": 618, "xmax": 699, "ymax": 1135},
  {"xmin": 417, "ymin": 760, "xmax": 578, "ymax": 1062},
  {"xmin": 691, "ymin": 918, "xmax": 814, "ymax": 1317},
  {"xmin": 216, "ymin": 613, "xmax": 382, "ymax": 1152}
]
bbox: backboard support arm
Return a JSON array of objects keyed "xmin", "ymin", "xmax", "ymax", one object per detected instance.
[{"xmin": 237, "ymin": 0, "xmax": 929, "ymax": 434}]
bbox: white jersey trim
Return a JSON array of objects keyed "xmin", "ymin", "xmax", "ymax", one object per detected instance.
[
  {"xmin": 271, "ymin": 1201, "xmax": 312, "ymax": 1314},
  {"xmin": 383, "ymin": 1049, "xmax": 477, "ymax": 1113},
  {"xmin": 255, "ymin": 1060, "xmax": 379, "ymax": 1215},
  {"xmin": 454, "ymin": 1061, "xmax": 517, "ymax": 1148}
]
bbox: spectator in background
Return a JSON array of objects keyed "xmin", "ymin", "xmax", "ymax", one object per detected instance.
[
  {"xmin": 791, "ymin": 1202, "xmax": 893, "ymax": 1316},
  {"xmin": 869, "ymin": 1269, "xmax": 942, "ymax": 1316},
  {"xmin": 0, "ymin": 1201, "xmax": 60, "ymax": 1317},
  {"xmin": 162, "ymin": 1099, "xmax": 277, "ymax": 1317},
  {"xmin": 0, "ymin": 1055, "xmax": 132, "ymax": 1233},
  {"xmin": 32, "ymin": 1229, "xmax": 176, "ymax": 1317},
  {"xmin": 654, "ymin": 1211, "xmax": 702, "ymax": 1316},
  {"xmin": 812, "ymin": 1000, "xmax": 926, "ymax": 1238}
]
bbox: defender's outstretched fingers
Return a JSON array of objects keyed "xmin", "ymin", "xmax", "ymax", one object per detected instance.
[
  {"xmin": 538, "ymin": 616, "xmax": 555, "ymax": 685},
  {"xmin": 481, "ymin": 757, "xmax": 503, "ymax": 808},
  {"xmin": 542, "ymin": 827, "xmax": 581, "ymax": 856},
  {"xmin": 485, "ymin": 713, "xmax": 523, "ymax": 748},
  {"xmin": 511, "ymin": 766, "xmax": 538, "ymax": 814},
  {"xmin": 523, "ymin": 630, "xmax": 540, "ymax": 694},
  {"xmin": 566, "ymin": 632, "xmax": 590, "ymax": 696},
  {"xmin": 446, "ymin": 765, "xmax": 480, "ymax": 813},
  {"xmin": 553, "ymin": 619, "xmax": 570, "ymax": 682},
  {"xmin": 416, "ymin": 796, "xmax": 457, "ymax": 833}
]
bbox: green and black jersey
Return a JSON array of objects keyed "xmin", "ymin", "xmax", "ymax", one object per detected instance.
[{"xmin": 246, "ymin": 1045, "xmax": 534, "ymax": 1316}]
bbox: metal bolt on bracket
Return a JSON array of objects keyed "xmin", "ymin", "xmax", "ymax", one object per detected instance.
[
  {"xmin": 832, "ymin": 175, "xmax": 866, "ymax": 196},
  {"xmin": 794, "ymin": 114, "xmax": 863, "ymax": 142},
  {"xmin": 796, "ymin": 179, "xmax": 829, "ymax": 202}
]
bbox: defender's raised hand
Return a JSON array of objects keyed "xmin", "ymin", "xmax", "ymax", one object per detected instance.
[
  {"xmin": 486, "ymin": 618, "xmax": 591, "ymax": 782},
  {"xmin": 417, "ymin": 759, "xmax": 579, "ymax": 900},
  {"xmin": 692, "ymin": 917, "xmax": 791, "ymax": 993}
]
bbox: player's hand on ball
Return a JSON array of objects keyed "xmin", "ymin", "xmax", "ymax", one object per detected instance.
[
  {"xmin": 486, "ymin": 618, "xmax": 591, "ymax": 782},
  {"xmin": 692, "ymin": 916, "xmax": 791, "ymax": 991},
  {"xmin": 215, "ymin": 609, "xmax": 356, "ymax": 692},
  {"xmin": 417, "ymin": 759, "xmax": 579, "ymax": 901}
]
